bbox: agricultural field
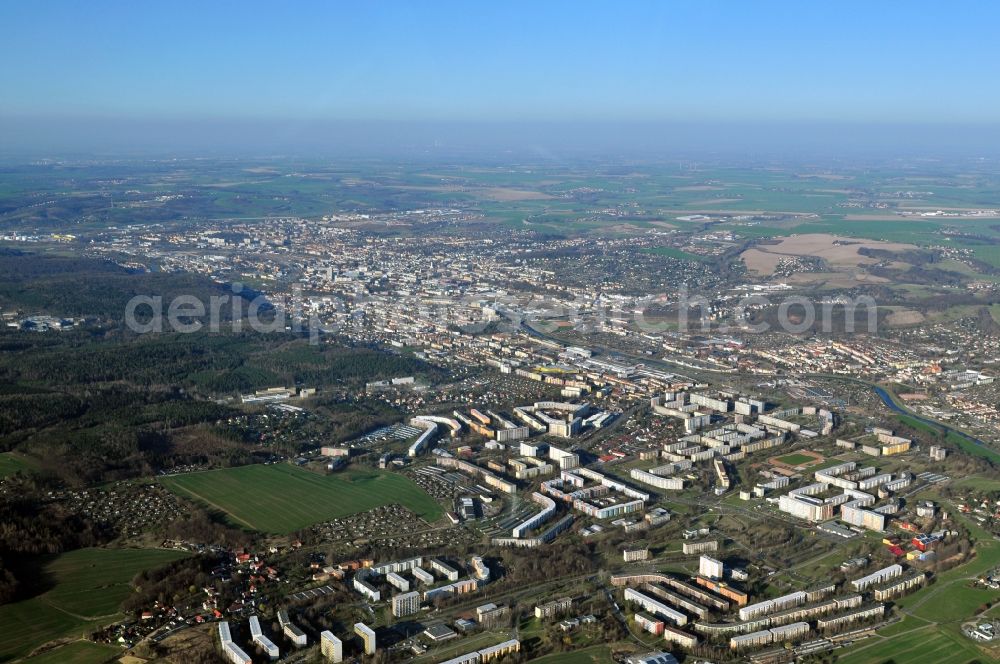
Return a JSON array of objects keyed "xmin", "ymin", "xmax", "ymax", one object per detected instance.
[
  {"xmin": 160, "ymin": 463, "xmax": 443, "ymax": 533},
  {"xmin": 741, "ymin": 233, "xmax": 917, "ymax": 275},
  {"xmin": 835, "ymin": 624, "xmax": 989, "ymax": 664},
  {"xmin": 0, "ymin": 547, "xmax": 187, "ymax": 661},
  {"xmin": 23, "ymin": 640, "xmax": 120, "ymax": 664}
]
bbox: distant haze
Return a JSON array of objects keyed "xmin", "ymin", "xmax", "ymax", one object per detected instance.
[
  {"xmin": 2, "ymin": 117, "xmax": 1000, "ymax": 161},
  {"xmin": 2, "ymin": 1, "xmax": 1000, "ymax": 158}
]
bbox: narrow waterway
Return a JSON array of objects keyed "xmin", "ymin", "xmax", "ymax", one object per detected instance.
[{"xmin": 872, "ymin": 384, "xmax": 990, "ymax": 451}]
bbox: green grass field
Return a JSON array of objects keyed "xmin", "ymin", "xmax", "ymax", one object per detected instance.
[
  {"xmin": 0, "ymin": 452, "xmax": 33, "ymax": 477},
  {"xmin": 23, "ymin": 640, "xmax": 120, "ymax": 664},
  {"xmin": 775, "ymin": 452, "xmax": 819, "ymax": 466},
  {"xmin": 0, "ymin": 548, "xmax": 186, "ymax": 661},
  {"xmin": 834, "ymin": 624, "xmax": 987, "ymax": 664},
  {"xmin": 528, "ymin": 644, "xmax": 614, "ymax": 663},
  {"xmin": 160, "ymin": 463, "xmax": 443, "ymax": 532},
  {"xmin": 643, "ymin": 246, "xmax": 709, "ymax": 262},
  {"xmin": 836, "ymin": 508, "xmax": 1000, "ymax": 663}
]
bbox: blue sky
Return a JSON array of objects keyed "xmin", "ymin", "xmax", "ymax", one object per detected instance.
[{"xmin": 2, "ymin": 0, "xmax": 999, "ymax": 124}]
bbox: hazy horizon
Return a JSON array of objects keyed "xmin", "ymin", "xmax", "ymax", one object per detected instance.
[
  {"xmin": 3, "ymin": 1, "xmax": 1000, "ymax": 159},
  {"xmin": 4, "ymin": 116, "xmax": 1000, "ymax": 161}
]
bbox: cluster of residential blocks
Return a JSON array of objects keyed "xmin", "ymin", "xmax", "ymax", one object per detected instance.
[
  {"xmin": 350, "ymin": 556, "xmax": 489, "ymax": 617},
  {"xmin": 217, "ymin": 612, "xmax": 310, "ymax": 664},
  {"xmin": 611, "ymin": 559, "xmax": 921, "ymax": 655},
  {"xmin": 778, "ymin": 461, "xmax": 911, "ymax": 530},
  {"xmin": 437, "ymin": 638, "xmax": 521, "ymax": 664}
]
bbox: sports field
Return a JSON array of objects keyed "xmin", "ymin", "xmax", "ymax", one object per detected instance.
[
  {"xmin": 775, "ymin": 452, "xmax": 817, "ymax": 466},
  {"xmin": 0, "ymin": 547, "xmax": 187, "ymax": 661},
  {"xmin": 160, "ymin": 463, "xmax": 443, "ymax": 532},
  {"xmin": 770, "ymin": 450, "xmax": 825, "ymax": 469}
]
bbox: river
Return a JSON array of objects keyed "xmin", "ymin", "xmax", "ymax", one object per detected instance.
[{"xmin": 872, "ymin": 384, "xmax": 992, "ymax": 453}]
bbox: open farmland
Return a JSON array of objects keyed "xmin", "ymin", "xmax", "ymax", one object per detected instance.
[
  {"xmin": 0, "ymin": 547, "xmax": 187, "ymax": 661},
  {"xmin": 23, "ymin": 640, "xmax": 120, "ymax": 664},
  {"xmin": 834, "ymin": 623, "xmax": 990, "ymax": 664},
  {"xmin": 741, "ymin": 233, "xmax": 918, "ymax": 275},
  {"xmin": 160, "ymin": 464, "xmax": 443, "ymax": 533}
]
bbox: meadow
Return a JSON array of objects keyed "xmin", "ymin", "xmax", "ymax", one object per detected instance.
[
  {"xmin": 0, "ymin": 547, "xmax": 186, "ymax": 662},
  {"xmin": 835, "ymin": 507, "xmax": 1000, "ymax": 663},
  {"xmin": 834, "ymin": 625, "xmax": 988, "ymax": 664},
  {"xmin": 160, "ymin": 463, "xmax": 443, "ymax": 532},
  {"xmin": 527, "ymin": 644, "xmax": 614, "ymax": 663},
  {"xmin": 0, "ymin": 452, "xmax": 33, "ymax": 477}
]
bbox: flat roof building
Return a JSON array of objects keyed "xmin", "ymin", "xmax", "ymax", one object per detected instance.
[
  {"xmin": 392, "ymin": 590, "xmax": 421, "ymax": 617},
  {"xmin": 354, "ymin": 622, "xmax": 376, "ymax": 655},
  {"xmin": 320, "ymin": 630, "xmax": 343, "ymax": 662}
]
